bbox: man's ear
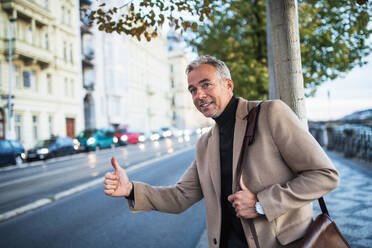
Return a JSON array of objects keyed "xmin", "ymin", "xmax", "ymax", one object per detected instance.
[{"xmin": 226, "ymin": 79, "xmax": 234, "ymax": 92}]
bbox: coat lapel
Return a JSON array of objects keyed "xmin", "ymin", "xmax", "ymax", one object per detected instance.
[
  {"xmin": 232, "ymin": 98, "xmax": 251, "ymax": 192},
  {"xmin": 208, "ymin": 124, "xmax": 221, "ymax": 200}
]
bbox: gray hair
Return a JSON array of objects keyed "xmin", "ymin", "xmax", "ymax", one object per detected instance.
[{"xmin": 185, "ymin": 55, "xmax": 231, "ymax": 80}]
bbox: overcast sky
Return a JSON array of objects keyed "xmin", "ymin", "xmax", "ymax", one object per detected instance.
[{"xmin": 305, "ymin": 54, "xmax": 372, "ymax": 121}]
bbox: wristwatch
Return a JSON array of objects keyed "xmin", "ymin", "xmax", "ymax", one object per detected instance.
[{"xmin": 255, "ymin": 202, "xmax": 265, "ymax": 215}]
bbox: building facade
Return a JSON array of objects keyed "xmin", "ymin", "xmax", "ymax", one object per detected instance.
[
  {"xmin": 80, "ymin": 0, "xmax": 172, "ymax": 133},
  {"xmin": 0, "ymin": 0, "xmax": 83, "ymax": 149},
  {"xmin": 167, "ymin": 30, "xmax": 212, "ymax": 129}
]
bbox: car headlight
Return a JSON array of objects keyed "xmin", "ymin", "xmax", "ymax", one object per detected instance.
[
  {"xmin": 73, "ymin": 139, "xmax": 79, "ymax": 145},
  {"xmin": 87, "ymin": 137, "xmax": 96, "ymax": 145},
  {"xmin": 37, "ymin": 148, "xmax": 49, "ymax": 155},
  {"xmin": 121, "ymin": 135, "xmax": 128, "ymax": 142},
  {"xmin": 138, "ymin": 135, "xmax": 145, "ymax": 142},
  {"xmin": 21, "ymin": 153, "xmax": 26, "ymax": 159},
  {"xmin": 113, "ymin": 137, "xmax": 118, "ymax": 143}
]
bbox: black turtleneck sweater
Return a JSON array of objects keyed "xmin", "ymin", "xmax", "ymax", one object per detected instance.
[{"xmin": 214, "ymin": 96, "xmax": 248, "ymax": 248}]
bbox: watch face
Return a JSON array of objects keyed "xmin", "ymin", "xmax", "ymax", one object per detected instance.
[{"xmin": 255, "ymin": 202, "xmax": 264, "ymax": 215}]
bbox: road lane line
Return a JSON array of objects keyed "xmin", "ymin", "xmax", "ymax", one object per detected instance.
[{"xmin": 0, "ymin": 146, "xmax": 194, "ymax": 223}]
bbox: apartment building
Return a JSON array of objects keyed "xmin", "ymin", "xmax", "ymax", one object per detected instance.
[
  {"xmin": 0, "ymin": 0, "xmax": 83, "ymax": 149},
  {"xmin": 167, "ymin": 30, "xmax": 212, "ymax": 129},
  {"xmin": 80, "ymin": 0, "xmax": 172, "ymax": 133}
]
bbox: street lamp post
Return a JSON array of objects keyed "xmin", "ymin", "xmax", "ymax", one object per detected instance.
[{"xmin": 6, "ymin": 17, "xmax": 17, "ymax": 139}]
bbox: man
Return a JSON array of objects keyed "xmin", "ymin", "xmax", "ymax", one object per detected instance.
[{"xmin": 104, "ymin": 56, "xmax": 339, "ymax": 247}]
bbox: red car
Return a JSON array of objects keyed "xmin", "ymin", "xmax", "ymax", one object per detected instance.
[{"xmin": 114, "ymin": 129, "xmax": 146, "ymax": 145}]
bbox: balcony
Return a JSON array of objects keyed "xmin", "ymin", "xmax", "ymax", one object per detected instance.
[
  {"xmin": 1, "ymin": 0, "xmax": 54, "ymax": 26},
  {"xmin": 80, "ymin": 0, "xmax": 92, "ymax": 7},
  {"xmin": 82, "ymin": 49, "xmax": 94, "ymax": 68},
  {"xmin": 4, "ymin": 39, "xmax": 53, "ymax": 69},
  {"xmin": 83, "ymin": 82, "xmax": 95, "ymax": 91},
  {"xmin": 81, "ymin": 25, "xmax": 92, "ymax": 35}
]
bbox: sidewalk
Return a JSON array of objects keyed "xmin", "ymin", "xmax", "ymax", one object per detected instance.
[{"xmin": 195, "ymin": 229, "xmax": 208, "ymax": 248}]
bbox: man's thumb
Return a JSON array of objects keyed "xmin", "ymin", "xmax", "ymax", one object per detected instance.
[
  {"xmin": 240, "ymin": 175, "xmax": 249, "ymax": 191},
  {"xmin": 111, "ymin": 157, "xmax": 121, "ymax": 171}
]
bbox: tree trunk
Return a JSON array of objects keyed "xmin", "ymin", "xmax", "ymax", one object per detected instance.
[
  {"xmin": 266, "ymin": 0, "xmax": 277, "ymax": 100},
  {"xmin": 267, "ymin": 0, "xmax": 308, "ymax": 129}
]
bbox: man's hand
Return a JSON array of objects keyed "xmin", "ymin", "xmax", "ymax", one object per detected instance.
[
  {"xmin": 104, "ymin": 157, "xmax": 133, "ymax": 197},
  {"xmin": 227, "ymin": 176, "xmax": 258, "ymax": 219}
]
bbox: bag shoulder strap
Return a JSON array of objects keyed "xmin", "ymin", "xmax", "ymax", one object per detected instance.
[
  {"xmin": 318, "ymin": 197, "xmax": 330, "ymax": 216},
  {"xmin": 235, "ymin": 101, "xmax": 263, "ymax": 185},
  {"xmin": 236, "ymin": 101, "xmax": 262, "ymax": 248}
]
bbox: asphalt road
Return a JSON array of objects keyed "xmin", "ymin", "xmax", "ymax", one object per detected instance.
[
  {"xmin": 0, "ymin": 136, "xmax": 198, "ymax": 214},
  {"xmin": 0, "ymin": 136, "xmax": 206, "ymax": 248}
]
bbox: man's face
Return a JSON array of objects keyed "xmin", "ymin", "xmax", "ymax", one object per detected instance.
[{"xmin": 187, "ymin": 64, "xmax": 234, "ymax": 118}]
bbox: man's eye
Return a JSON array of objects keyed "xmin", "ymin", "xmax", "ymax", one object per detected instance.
[
  {"xmin": 189, "ymin": 88, "xmax": 196, "ymax": 94},
  {"xmin": 202, "ymin": 83, "xmax": 210, "ymax": 88}
]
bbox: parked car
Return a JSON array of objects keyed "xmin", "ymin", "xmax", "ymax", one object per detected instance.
[
  {"xmin": 148, "ymin": 130, "xmax": 161, "ymax": 141},
  {"xmin": 0, "ymin": 139, "xmax": 26, "ymax": 166},
  {"xmin": 114, "ymin": 129, "xmax": 146, "ymax": 145},
  {"xmin": 75, "ymin": 128, "xmax": 115, "ymax": 151},
  {"xmin": 160, "ymin": 127, "xmax": 174, "ymax": 138},
  {"xmin": 27, "ymin": 136, "xmax": 77, "ymax": 161}
]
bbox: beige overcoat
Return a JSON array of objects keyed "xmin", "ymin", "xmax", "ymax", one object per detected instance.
[{"xmin": 128, "ymin": 98, "xmax": 339, "ymax": 248}]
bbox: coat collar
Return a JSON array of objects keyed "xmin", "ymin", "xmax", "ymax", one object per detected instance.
[
  {"xmin": 208, "ymin": 97, "xmax": 255, "ymax": 195},
  {"xmin": 232, "ymin": 98, "xmax": 251, "ymax": 192}
]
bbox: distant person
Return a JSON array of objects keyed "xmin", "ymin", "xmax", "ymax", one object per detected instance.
[{"xmin": 104, "ymin": 55, "xmax": 339, "ymax": 247}]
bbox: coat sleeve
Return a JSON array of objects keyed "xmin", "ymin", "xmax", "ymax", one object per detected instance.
[
  {"xmin": 127, "ymin": 160, "xmax": 203, "ymax": 214},
  {"xmin": 257, "ymin": 100, "xmax": 340, "ymax": 222}
]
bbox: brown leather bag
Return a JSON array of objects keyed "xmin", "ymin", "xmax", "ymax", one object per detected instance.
[
  {"xmin": 237, "ymin": 102, "xmax": 351, "ymax": 248},
  {"xmin": 299, "ymin": 197, "xmax": 351, "ymax": 248}
]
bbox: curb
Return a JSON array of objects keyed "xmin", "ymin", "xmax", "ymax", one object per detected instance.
[{"xmin": 0, "ymin": 146, "xmax": 194, "ymax": 223}]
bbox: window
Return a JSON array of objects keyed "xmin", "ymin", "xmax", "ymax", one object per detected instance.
[
  {"xmin": 15, "ymin": 114, "xmax": 22, "ymax": 141},
  {"xmin": 44, "ymin": 33, "xmax": 49, "ymax": 50},
  {"xmin": 170, "ymin": 65, "xmax": 174, "ymax": 73},
  {"xmin": 171, "ymin": 79, "xmax": 174, "ymax": 88},
  {"xmin": 13, "ymin": 65, "xmax": 20, "ymax": 89},
  {"xmin": 27, "ymin": 26, "xmax": 32, "ymax": 44},
  {"xmin": 32, "ymin": 115, "xmax": 38, "ymax": 141},
  {"xmin": 23, "ymin": 70, "xmax": 36, "ymax": 90},
  {"xmin": 67, "ymin": 9, "xmax": 71, "ymax": 25},
  {"xmin": 64, "ymin": 77, "xmax": 68, "ymax": 96},
  {"xmin": 63, "ymin": 41, "xmax": 67, "ymax": 62},
  {"xmin": 112, "ymin": 97, "xmax": 120, "ymax": 116},
  {"xmin": 172, "ymin": 96, "xmax": 175, "ymax": 106},
  {"xmin": 70, "ymin": 43, "xmax": 73, "ymax": 64},
  {"xmin": 47, "ymin": 74, "xmax": 52, "ymax": 94},
  {"xmin": 43, "ymin": 0, "xmax": 48, "ymax": 9},
  {"xmin": 48, "ymin": 115, "xmax": 53, "ymax": 137},
  {"xmin": 70, "ymin": 79, "xmax": 74, "ymax": 97},
  {"xmin": 61, "ymin": 6, "xmax": 65, "ymax": 24}
]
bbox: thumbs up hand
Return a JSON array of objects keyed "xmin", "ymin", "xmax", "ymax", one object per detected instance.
[
  {"xmin": 227, "ymin": 176, "xmax": 258, "ymax": 219},
  {"xmin": 104, "ymin": 157, "xmax": 132, "ymax": 197}
]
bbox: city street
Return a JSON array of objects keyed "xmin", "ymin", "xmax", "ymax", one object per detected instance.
[
  {"xmin": 0, "ymin": 135, "xmax": 372, "ymax": 248},
  {"xmin": 0, "ymin": 135, "xmax": 206, "ymax": 248}
]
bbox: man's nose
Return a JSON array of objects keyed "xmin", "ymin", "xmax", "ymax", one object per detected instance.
[{"xmin": 196, "ymin": 89, "xmax": 207, "ymax": 99}]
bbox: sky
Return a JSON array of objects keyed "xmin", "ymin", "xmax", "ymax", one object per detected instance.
[{"xmin": 305, "ymin": 54, "xmax": 372, "ymax": 121}]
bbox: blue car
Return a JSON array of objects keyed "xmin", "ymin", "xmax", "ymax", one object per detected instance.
[
  {"xmin": 75, "ymin": 128, "xmax": 115, "ymax": 152},
  {"xmin": 0, "ymin": 139, "xmax": 26, "ymax": 166},
  {"xmin": 27, "ymin": 136, "xmax": 77, "ymax": 161}
]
